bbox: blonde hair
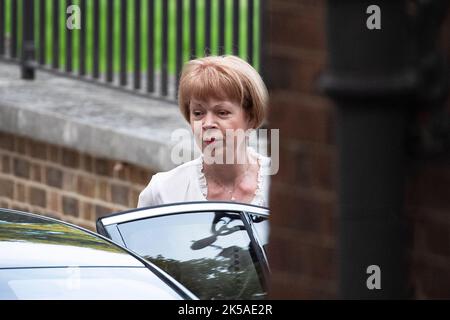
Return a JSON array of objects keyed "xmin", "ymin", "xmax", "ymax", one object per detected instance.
[{"xmin": 178, "ymin": 55, "xmax": 268, "ymax": 128}]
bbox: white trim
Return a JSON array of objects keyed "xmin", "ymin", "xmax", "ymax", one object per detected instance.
[{"xmin": 101, "ymin": 202, "xmax": 269, "ymax": 226}]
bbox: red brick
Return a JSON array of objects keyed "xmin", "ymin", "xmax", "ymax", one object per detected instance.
[
  {"xmin": 110, "ymin": 184, "xmax": 130, "ymax": 206},
  {"xmin": 0, "ymin": 178, "xmax": 14, "ymax": 199},
  {"xmin": 275, "ymin": 142, "xmax": 314, "ymax": 189},
  {"xmin": 1, "ymin": 155, "xmax": 11, "ymax": 174},
  {"xmin": 0, "ymin": 200, "xmax": 10, "ymax": 208},
  {"xmin": 41, "ymin": 211, "xmax": 62, "ymax": 221},
  {"xmin": 81, "ymin": 202, "xmax": 94, "ymax": 221},
  {"xmin": 421, "ymin": 219, "xmax": 450, "ymax": 257},
  {"xmin": 95, "ymin": 205, "xmax": 115, "ymax": 219},
  {"xmin": 271, "ymin": 0, "xmax": 326, "ymax": 11},
  {"xmin": 265, "ymin": 56, "xmax": 296, "ymax": 91},
  {"xmin": 269, "ymin": 93, "xmax": 333, "ymax": 144},
  {"xmin": 410, "ymin": 258, "xmax": 450, "ymax": 299},
  {"xmin": 310, "ymin": 146, "xmax": 337, "ymax": 192},
  {"xmin": 15, "ymin": 183, "xmax": 26, "ymax": 202},
  {"xmin": 29, "ymin": 187, "xmax": 46, "ymax": 208},
  {"xmin": 61, "ymin": 148, "xmax": 80, "ymax": 169},
  {"xmin": 96, "ymin": 180, "xmax": 109, "ymax": 202},
  {"xmin": 63, "ymin": 172, "xmax": 78, "ymax": 193},
  {"xmin": 13, "ymin": 158, "xmax": 30, "ymax": 179},
  {"xmin": 95, "ymin": 158, "xmax": 114, "ymax": 176},
  {"xmin": 46, "ymin": 166, "xmax": 63, "ymax": 188},
  {"xmin": 11, "ymin": 204, "xmax": 31, "ymax": 212},
  {"xmin": 269, "ymin": 183, "xmax": 336, "ymax": 236},
  {"xmin": 14, "ymin": 136, "xmax": 28, "ymax": 155},
  {"xmin": 48, "ymin": 191, "xmax": 60, "ymax": 212},
  {"xmin": 62, "ymin": 196, "xmax": 79, "ymax": 217},
  {"xmin": 407, "ymin": 205, "xmax": 450, "ymax": 228},
  {"xmin": 268, "ymin": 233, "xmax": 310, "ymax": 276},
  {"xmin": 269, "ymin": 272, "xmax": 337, "ymax": 299},
  {"xmin": 31, "ymin": 208, "xmax": 45, "ymax": 216},
  {"xmin": 293, "ymin": 57, "xmax": 326, "ymax": 95},
  {"xmin": 30, "ymin": 163, "xmax": 42, "ymax": 182},
  {"xmin": 77, "ymin": 175, "xmax": 96, "ymax": 198},
  {"xmin": 405, "ymin": 164, "xmax": 450, "ymax": 211},
  {"xmin": 112, "ymin": 206, "xmax": 127, "ymax": 213},
  {"xmin": 77, "ymin": 221, "xmax": 96, "ymax": 232},
  {"xmin": 0, "ymin": 132, "xmax": 14, "ymax": 151},
  {"xmin": 268, "ymin": 227, "xmax": 337, "ymax": 280},
  {"xmin": 267, "ymin": 54, "xmax": 326, "ymax": 95},
  {"xmin": 129, "ymin": 166, "xmax": 153, "ymax": 186},
  {"xmin": 269, "ymin": 2, "xmax": 326, "ymax": 51},
  {"xmin": 130, "ymin": 189, "xmax": 140, "ymax": 208},
  {"xmin": 47, "ymin": 144, "xmax": 60, "ymax": 163},
  {"xmin": 406, "ymin": 206, "xmax": 450, "ymax": 258},
  {"xmin": 29, "ymin": 140, "xmax": 47, "ymax": 160},
  {"xmin": 81, "ymin": 154, "xmax": 94, "ymax": 172}
]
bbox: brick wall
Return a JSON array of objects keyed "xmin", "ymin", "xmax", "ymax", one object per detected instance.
[
  {"xmin": 267, "ymin": 0, "xmax": 450, "ymax": 299},
  {"xmin": 0, "ymin": 131, "xmax": 155, "ymax": 231},
  {"xmin": 266, "ymin": 0, "xmax": 338, "ymax": 299},
  {"xmin": 405, "ymin": 8, "xmax": 450, "ymax": 298}
]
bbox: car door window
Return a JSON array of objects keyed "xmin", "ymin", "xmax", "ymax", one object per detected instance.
[{"xmin": 116, "ymin": 211, "xmax": 266, "ymax": 300}]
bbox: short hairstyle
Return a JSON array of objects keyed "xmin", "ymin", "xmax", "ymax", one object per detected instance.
[{"xmin": 178, "ymin": 55, "xmax": 268, "ymax": 128}]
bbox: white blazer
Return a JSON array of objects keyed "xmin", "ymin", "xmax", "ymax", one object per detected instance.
[{"xmin": 138, "ymin": 148, "xmax": 271, "ymax": 208}]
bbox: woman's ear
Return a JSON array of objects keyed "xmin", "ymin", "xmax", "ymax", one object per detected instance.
[{"xmin": 246, "ymin": 113, "xmax": 256, "ymax": 130}]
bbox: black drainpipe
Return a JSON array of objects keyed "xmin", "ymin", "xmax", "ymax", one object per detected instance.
[
  {"xmin": 320, "ymin": 0, "xmax": 412, "ymax": 299},
  {"xmin": 320, "ymin": 0, "xmax": 449, "ymax": 299}
]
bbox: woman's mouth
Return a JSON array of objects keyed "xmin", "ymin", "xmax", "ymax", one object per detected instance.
[{"xmin": 204, "ymin": 138, "xmax": 216, "ymax": 145}]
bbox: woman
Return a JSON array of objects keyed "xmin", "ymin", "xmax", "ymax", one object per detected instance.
[{"xmin": 138, "ymin": 55, "xmax": 271, "ymax": 208}]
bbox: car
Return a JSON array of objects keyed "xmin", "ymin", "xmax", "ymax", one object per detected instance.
[
  {"xmin": 0, "ymin": 208, "xmax": 197, "ymax": 300},
  {"xmin": 96, "ymin": 201, "xmax": 270, "ymax": 300}
]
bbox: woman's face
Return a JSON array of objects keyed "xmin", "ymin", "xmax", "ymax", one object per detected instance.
[{"xmin": 189, "ymin": 97, "xmax": 251, "ymax": 161}]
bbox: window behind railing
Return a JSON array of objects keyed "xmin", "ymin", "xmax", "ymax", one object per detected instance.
[{"xmin": 0, "ymin": 0, "xmax": 265, "ymax": 102}]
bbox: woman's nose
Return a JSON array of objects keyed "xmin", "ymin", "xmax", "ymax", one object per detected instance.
[{"xmin": 202, "ymin": 112, "xmax": 217, "ymax": 129}]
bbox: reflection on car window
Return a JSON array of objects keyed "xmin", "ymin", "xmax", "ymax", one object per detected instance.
[
  {"xmin": 0, "ymin": 211, "xmax": 123, "ymax": 253},
  {"xmin": 117, "ymin": 211, "xmax": 266, "ymax": 300}
]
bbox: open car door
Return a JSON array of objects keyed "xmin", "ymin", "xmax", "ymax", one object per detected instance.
[{"xmin": 96, "ymin": 201, "xmax": 270, "ymax": 300}]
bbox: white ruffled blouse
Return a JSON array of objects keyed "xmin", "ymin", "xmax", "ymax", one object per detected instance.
[{"xmin": 137, "ymin": 148, "xmax": 271, "ymax": 208}]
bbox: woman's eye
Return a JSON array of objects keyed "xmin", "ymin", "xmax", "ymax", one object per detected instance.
[
  {"xmin": 192, "ymin": 111, "xmax": 203, "ymax": 117},
  {"xmin": 218, "ymin": 111, "xmax": 230, "ymax": 116}
]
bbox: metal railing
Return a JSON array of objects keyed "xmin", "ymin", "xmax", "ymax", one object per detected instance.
[{"xmin": 0, "ymin": 0, "xmax": 265, "ymax": 102}]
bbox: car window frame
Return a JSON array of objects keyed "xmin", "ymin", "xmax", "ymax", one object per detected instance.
[{"xmin": 242, "ymin": 211, "xmax": 271, "ymax": 279}]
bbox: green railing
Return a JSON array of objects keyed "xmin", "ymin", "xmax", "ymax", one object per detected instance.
[{"xmin": 0, "ymin": 0, "xmax": 265, "ymax": 101}]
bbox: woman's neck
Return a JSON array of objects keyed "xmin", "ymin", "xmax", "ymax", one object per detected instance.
[{"xmin": 202, "ymin": 147, "xmax": 256, "ymax": 185}]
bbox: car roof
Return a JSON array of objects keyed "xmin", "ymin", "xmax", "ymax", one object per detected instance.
[
  {"xmin": 99, "ymin": 201, "xmax": 269, "ymax": 226},
  {"xmin": 0, "ymin": 209, "xmax": 144, "ymax": 269}
]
